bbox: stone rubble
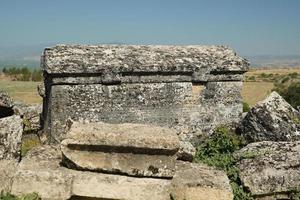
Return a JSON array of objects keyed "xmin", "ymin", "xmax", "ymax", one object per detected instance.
[
  {"xmin": 0, "ymin": 44, "xmax": 252, "ymax": 200},
  {"xmin": 0, "ymin": 115, "xmax": 23, "ymax": 159},
  {"xmin": 238, "ymin": 91, "xmax": 300, "ymax": 143},
  {"xmin": 10, "ymin": 145, "xmax": 233, "ymax": 200},
  {"xmin": 0, "ymin": 90, "xmax": 14, "ymax": 118},
  {"xmin": 236, "ymin": 141, "xmax": 300, "ymax": 199}
]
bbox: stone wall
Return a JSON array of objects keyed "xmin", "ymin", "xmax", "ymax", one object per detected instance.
[{"xmin": 41, "ymin": 45, "xmax": 249, "ymax": 147}]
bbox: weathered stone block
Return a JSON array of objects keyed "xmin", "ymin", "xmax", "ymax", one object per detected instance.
[
  {"xmin": 170, "ymin": 161, "xmax": 233, "ymax": 200},
  {"xmin": 0, "ymin": 91, "xmax": 14, "ymax": 118},
  {"xmin": 41, "ymin": 45, "xmax": 248, "ymax": 150},
  {"xmin": 0, "ymin": 159, "xmax": 18, "ymax": 193},
  {"xmin": 0, "ymin": 115, "xmax": 23, "ymax": 159},
  {"xmin": 61, "ymin": 122, "xmax": 179, "ymax": 178},
  {"xmin": 11, "ymin": 145, "xmax": 172, "ymax": 200},
  {"xmin": 236, "ymin": 141, "xmax": 300, "ymax": 198},
  {"xmin": 238, "ymin": 91, "xmax": 300, "ymax": 143}
]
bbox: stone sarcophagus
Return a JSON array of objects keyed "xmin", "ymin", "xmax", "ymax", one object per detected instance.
[{"xmin": 41, "ymin": 45, "xmax": 249, "ymax": 147}]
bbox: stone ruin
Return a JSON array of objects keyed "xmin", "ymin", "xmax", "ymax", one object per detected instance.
[
  {"xmin": 41, "ymin": 44, "xmax": 249, "ymax": 158},
  {"xmin": 3, "ymin": 45, "xmax": 250, "ymax": 200}
]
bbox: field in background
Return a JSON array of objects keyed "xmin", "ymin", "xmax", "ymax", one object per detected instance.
[
  {"xmin": 242, "ymin": 82, "xmax": 274, "ymax": 106},
  {"xmin": 0, "ymin": 68, "xmax": 299, "ymax": 106},
  {"xmin": 242, "ymin": 67, "xmax": 300, "ymax": 106},
  {"xmin": 0, "ymin": 79, "xmax": 41, "ymax": 104}
]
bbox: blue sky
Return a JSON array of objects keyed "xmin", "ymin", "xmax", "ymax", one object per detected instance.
[{"xmin": 0, "ymin": 0, "xmax": 300, "ymax": 56}]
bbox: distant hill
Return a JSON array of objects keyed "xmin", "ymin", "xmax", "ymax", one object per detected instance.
[{"xmin": 245, "ymin": 55, "xmax": 300, "ymax": 68}]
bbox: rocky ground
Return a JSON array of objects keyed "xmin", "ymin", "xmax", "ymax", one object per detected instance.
[{"xmin": 0, "ymin": 90, "xmax": 300, "ymax": 200}]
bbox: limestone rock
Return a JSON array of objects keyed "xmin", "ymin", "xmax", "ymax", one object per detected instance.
[
  {"xmin": 0, "ymin": 115, "xmax": 23, "ymax": 159},
  {"xmin": 43, "ymin": 45, "xmax": 249, "ymax": 76},
  {"xmin": 13, "ymin": 102, "xmax": 42, "ymax": 133},
  {"xmin": 0, "ymin": 91, "xmax": 14, "ymax": 118},
  {"xmin": 61, "ymin": 122, "xmax": 179, "ymax": 178},
  {"xmin": 42, "ymin": 45, "xmax": 248, "ymax": 146},
  {"xmin": 236, "ymin": 141, "xmax": 300, "ymax": 198},
  {"xmin": 11, "ymin": 145, "xmax": 172, "ymax": 200},
  {"xmin": 170, "ymin": 161, "xmax": 233, "ymax": 200},
  {"xmin": 37, "ymin": 83, "xmax": 45, "ymax": 98},
  {"xmin": 11, "ymin": 145, "xmax": 74, "ymax": 200},
  {"xmin": 238, "ymin": 91, "xmax": 300, "ymax": 143},
  {"xmin": 71, "ymin": 171, "xmax": 171, "ymax": 200},
  {"xmin": 0, "ymin": 159, "xmax": 18, "ymax": 193}
]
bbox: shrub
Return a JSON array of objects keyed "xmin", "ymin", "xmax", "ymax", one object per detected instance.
[
  {"xmin": 194, "ymin": 126, "xmax": 253, "ymax": 200},
  {"xmin": 274, "ymin": 82, "xmax": 300, "ymax": 108},
  {"xmin": 242, "ymin": 102, "xmax": 250, "ymax": 112}
]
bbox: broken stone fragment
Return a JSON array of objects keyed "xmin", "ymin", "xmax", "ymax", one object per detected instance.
[
  {"xmin": 13, "ymin": 102, "xmax": 42, "ymax": 133},
  {"xmin": 37, "ymin": 83, "xmax": 45, "ymax": 98},
  {"xmin": 235, "ymin": 141, "xmax": 300, "ymax": 199},
  {"xmin": 238, "ymin": 91, "xmax": 300, "ymax": 143},
  {"xmin": 0, "ymin": 90, "xmax": 14, "ymax": 118},
  {"xmin": 11, "ymin": 145, "xmax": 74, "ymax": 200},
  {"xmin": 0, "ymin": 159, "xmax": 18, "ymax": 193},
  {"xmin": 0, "ymin": 115, "xmax": 23, "ymax": 159},
  {"xmin": 11, "ymin": 145, "xmax": 171, "ymax": 200},
  {"xmin": 61, "ymin": 122, "xmax": 180, "ymax": 178},
  {"xmin": 170, "ymin": 161, "xmax": 233, "ymax": 200}
]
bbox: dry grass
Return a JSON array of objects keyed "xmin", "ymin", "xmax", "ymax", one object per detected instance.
[
  {"xmin": 242, "ymin": 82, "xmax": 274, "ymax": 106},
  {"xmin": 0, "ymin": 80, "xmax": 42, "ymax": 104},
  {"xmin": 242, "ymin": 68, "xmax": 300, "ymax": 106},
  {"xmin": 246, "ymin": 67, "xmax": 300, "ymax": 76},
  {"xmin": 0, "ymin": 68, "xmax": 298, "ymax": 107}
]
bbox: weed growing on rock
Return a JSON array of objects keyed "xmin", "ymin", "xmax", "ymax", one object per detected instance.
[
  {"xmin": 0, "ymin": 192, "xmax": 40, "ymax": 200},
  {"xmin": 242, "ymin": 102, "xmax": 250, "ymax": 112},
  {"xmin": 194, "ymin": 126, "xmax": 254, "ymax": 200}
]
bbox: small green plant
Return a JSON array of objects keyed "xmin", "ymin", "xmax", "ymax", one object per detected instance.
[
  {"xmin": 21, "ymin": 135, "xmax": 41, "ymax": 157},
  {"xmin": 0, "ymin": 192, "xmax": 40, "ymax": 200},
  {"xmin": 242, "ymin": 102, "xmax": 250, "ymax": 112},
  {"xmin": 194, "ymin": 126, "xmax": 253, "ymax": 200}
]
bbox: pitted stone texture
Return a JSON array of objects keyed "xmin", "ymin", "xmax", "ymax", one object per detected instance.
[
  {"xmin": 11, "ymin": 145, "xmax": 74, "ymax": 200},
  {"xmin": 238, "ymin": 91, "xmax": 300, "ymax": 143},
  {"xmin": 63, "ymin": 121, "xmax": 179, "ymax": 151},
  {"xmin": 0, "ymin": 115, "xmax": 23, "ymax": 159},
  {"xmin": 46, "ymin": 81, "xmax": 243, "ymax": 147},
  {"xmin": 11, "ymin": 145, "xmax": 171, "ymax": 200},
  {"xmin": 171, "ymin": 161, "xmax": 233, "ymax": 200},
  {"xmin": 236, "ymin": 141, "xmax": 300, "ymax": 198},
  {"xmin": 0, "ymin": 159, "xmax": 18, "ymax": 193},
  {"xmin": 0, "ymin": 90, "xmax": 14, "ymax": 118},
  {"xmin": 43, "ymin": 45, "xmax": 249, "ymax": 76},
  {"xmin": 61, "ymin": 122, "xmax": 179, "ymax": 178},
  {"xmin": 71, "ymin": 171, "xmax": 171, "ymax": 200},
  {"xmin": 14, "ymin": 102, "xmax": 42, "ymax": 133}
]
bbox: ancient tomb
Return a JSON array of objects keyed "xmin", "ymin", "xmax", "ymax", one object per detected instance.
[{"xmin": 41, "ymin": 45, "xmax": 249, "ymax": 147}]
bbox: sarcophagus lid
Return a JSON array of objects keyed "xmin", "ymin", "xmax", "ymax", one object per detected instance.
[{"xmin": 42, "ymin": 45, "xmax": 249, "ymax": 84}]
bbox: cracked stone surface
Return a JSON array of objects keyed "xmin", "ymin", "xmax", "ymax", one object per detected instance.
[
  {"xmin": 236, "ymin": 141, "xmax": 300, "ymax": 198},
  {"xmin": 238, "ymin": 91, "xmax": 300, "ymax": 143},
  {"xmin": 61, "ymin": 121, "xmax": 179, "ymax": 178},
  {"xmin": 0, "ymin": 115, "xmax": 23, "ymax": 159}
]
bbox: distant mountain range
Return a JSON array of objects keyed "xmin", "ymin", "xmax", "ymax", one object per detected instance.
[{"xmin": 0, "ymin": 44, "xmax": 300, "ymax": 69}]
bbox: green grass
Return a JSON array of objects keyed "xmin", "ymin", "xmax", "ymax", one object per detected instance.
[{"xmin": 0, "ymin": 80, "xmax": 41, "ymax": 104}]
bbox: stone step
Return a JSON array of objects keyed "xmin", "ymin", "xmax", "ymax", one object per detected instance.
[
  {"xmin": 11, "ymin": 145, "xmax": 233, "ymax": 200},
  {"xmin": 61, "ymin": 122, "xmax": 180, "ymax": 178}
]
